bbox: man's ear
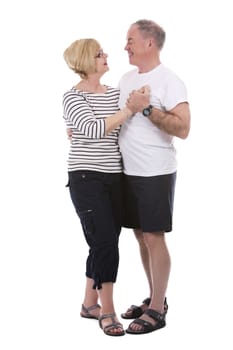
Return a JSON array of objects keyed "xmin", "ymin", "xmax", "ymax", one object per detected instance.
[{"xmin": 148, "ymin": 38, "xmax": 153, "ymax": 47}]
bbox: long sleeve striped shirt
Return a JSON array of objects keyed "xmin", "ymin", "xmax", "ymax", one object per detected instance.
[{"xmin": 63, "ymin": 86, "xmax": 122, "ymax": 173}]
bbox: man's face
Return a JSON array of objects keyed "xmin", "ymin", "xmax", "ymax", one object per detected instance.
[{"xmin": 124, "ymin": 25, "xmax": 148, "ymax": 66}]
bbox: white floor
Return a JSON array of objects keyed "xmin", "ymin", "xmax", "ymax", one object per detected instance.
[{"xmin": 1, "ymin": 188, "xmax": 232, "ymax": 349}]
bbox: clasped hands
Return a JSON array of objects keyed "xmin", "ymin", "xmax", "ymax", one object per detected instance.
[
  {"xmin": 66, "ymin": 85, "xmax": 151, "ymax": 140},
  {"xmin": 126, "ymin": 85, "xmax": 151, "ymax": 115}
]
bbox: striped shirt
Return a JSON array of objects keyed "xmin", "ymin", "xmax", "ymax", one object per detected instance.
[{"xmin": 63, "ymin": 86, "xmax": 122, "ymax": 173}]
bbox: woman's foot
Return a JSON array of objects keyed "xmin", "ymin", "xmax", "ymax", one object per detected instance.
[
  {"xmin": 80, "ymin": 303, "xmax": 101, "ymax": 319},
  {"xmin": 99, "ymin": 313, "xmax": 125, "ymax": 336}
]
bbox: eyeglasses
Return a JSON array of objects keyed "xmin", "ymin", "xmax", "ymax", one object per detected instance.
[{"xmin": 95, "ymin": 50, "xmax": 106, "ymax": 58}]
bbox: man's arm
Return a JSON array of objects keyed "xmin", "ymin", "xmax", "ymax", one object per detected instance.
[
  {"xmin": 149, "ymin": 102, "xmax": 191, "ymax": 139},
  {"xmin": 66, "ymin": 127, "xmax": 73, "ymax": 140},
  {"xmin": 127, "ymin": 89, "xmax": 191, "ymax": 139}
]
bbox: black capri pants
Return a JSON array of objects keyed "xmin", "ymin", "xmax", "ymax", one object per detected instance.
[{"xmin": 67, "ymin": 170, "xmax": 123, "ymax": 289}]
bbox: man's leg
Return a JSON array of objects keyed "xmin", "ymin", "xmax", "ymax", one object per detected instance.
[
  {"xmin": 128, "ymin": 231, "xmax": 170, "ymax": 331},
  {"xmin": 121, "ymin": 228, "xmax": 152, "ymax": 319},
  {"xmin": 134, "ymin": 228, "xmax": 152, "ymax": 296}
]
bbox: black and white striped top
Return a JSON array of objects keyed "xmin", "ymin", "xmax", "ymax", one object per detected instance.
[{"xmin": 63, "ymin": 86, "xmax": 122, "ymax": 173}]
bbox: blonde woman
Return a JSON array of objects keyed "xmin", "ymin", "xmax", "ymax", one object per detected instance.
[{"xmin": 62, "ymin": 38, "xmax": 136, "ymax": 336}]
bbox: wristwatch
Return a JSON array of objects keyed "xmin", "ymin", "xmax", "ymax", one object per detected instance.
[{"xmin": 142, "ymin": 104, "xmax": 153, "ymax": 117}]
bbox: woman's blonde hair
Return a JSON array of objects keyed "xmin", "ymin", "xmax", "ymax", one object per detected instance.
[{"xmin": 63, "ymin": 38, "xmax": 100, "ymax": 79}]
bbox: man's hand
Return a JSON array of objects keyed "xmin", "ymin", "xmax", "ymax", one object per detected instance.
[
  {"xmin": 126, "ymin": 85, "xmax": 151, "ymax": 114},
  {"xmin": 66, "ymin": 128, "xmax": 73, "ymax": 140},
  {"xmin": 137, "ymin": 85, "xmax": 150, "ymax": 94}
]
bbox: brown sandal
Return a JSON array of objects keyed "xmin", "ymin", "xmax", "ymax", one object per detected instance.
[
  {"xmin": 80, "ymin": 303, "xmax": 101, "ymax": 319},
  {"xmin": 99, "ymin": 313, "xmax": 125, "ymax": 336}
]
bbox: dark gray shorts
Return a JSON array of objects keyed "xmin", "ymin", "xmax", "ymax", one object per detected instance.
[{"xmin": 122, "ymin": 172, "xmax": 177, "ymax": 233}]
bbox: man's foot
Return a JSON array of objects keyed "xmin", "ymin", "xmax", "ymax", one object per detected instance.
[
  {"xmin": 121, "ymin": 297, "xmax": 151, "ymax": 319},
  {"xmin": 126, "ymin": 308, "xmax": 166, "ymax": 334}
]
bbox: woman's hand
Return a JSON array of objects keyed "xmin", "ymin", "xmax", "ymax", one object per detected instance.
[{"xmin": 126, "ymin": 85, "xmax": 151, "ymax": 114}]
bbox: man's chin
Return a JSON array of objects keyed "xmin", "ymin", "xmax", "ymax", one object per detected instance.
[{"xmin": 129, "ymin": 56, "xmax": 136, "ymax": 65}]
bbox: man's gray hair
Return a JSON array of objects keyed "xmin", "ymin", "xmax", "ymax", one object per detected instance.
[{"xmin": 133, "ymin": 19, "xmax": 166, "ymax": 50}]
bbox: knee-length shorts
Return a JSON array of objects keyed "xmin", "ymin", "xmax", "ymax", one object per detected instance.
[{"xmin": 122, "ymin": 172, "xmax": 177, "ymax": 233}]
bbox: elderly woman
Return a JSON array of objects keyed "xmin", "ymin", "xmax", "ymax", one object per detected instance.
[{"xmin": 62, "ymin": 38, "xmax": 134, "ymax": 336}]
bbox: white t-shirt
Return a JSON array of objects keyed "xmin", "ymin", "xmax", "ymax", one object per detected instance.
[{"xmin": 118, "ymin": 64, "xmax": 188, "ymax": 176}]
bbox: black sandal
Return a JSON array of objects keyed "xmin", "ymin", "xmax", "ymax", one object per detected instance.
[
  {"xmin": 126, "ymin": 308, "xmax": 166, "ymax": 334},
  {"xmin": 121, "ymin": 297, "xmax": 168, "ymax": 319},
  {"xmin": 121, "ymin": 297, "xmax": 151, "ymax": 319}
]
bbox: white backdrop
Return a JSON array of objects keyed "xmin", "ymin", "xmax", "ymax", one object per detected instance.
[{"xmin": 0, "ymin": 0, "xmax": 232, "ymax": 349}]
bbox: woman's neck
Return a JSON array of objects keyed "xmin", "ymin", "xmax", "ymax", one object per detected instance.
[{"xmin": 75, "ymin": 78, "xmax": 106, "ymax": 93}]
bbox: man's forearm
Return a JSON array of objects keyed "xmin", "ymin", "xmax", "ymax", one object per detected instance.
[{"xmin": 149, "ymin": 107, "xmax": 190, "ymax": 139}]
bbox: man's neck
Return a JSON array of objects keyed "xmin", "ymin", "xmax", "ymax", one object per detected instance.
[{"xmin": 138, "ymin": 58, "xmax": 161, "ymax": 74}]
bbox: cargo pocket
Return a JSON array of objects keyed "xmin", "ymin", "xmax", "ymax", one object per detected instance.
[{"xmin": 79, "ymin": 209, "xmax": 95, "ymax": 246}]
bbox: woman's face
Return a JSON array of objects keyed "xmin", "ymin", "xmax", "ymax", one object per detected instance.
[{"xmin": 94, "ymin": 48, "xmax": 109, "ymax": 75}]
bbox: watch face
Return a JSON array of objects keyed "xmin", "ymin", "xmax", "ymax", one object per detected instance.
[
  {"xmin": 143, "ymin": 109, "xmax": 150, "ymax": 116},
  {"xmin": 142, "ymin": 105, "xmax": 152, "ymax": 116}
]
